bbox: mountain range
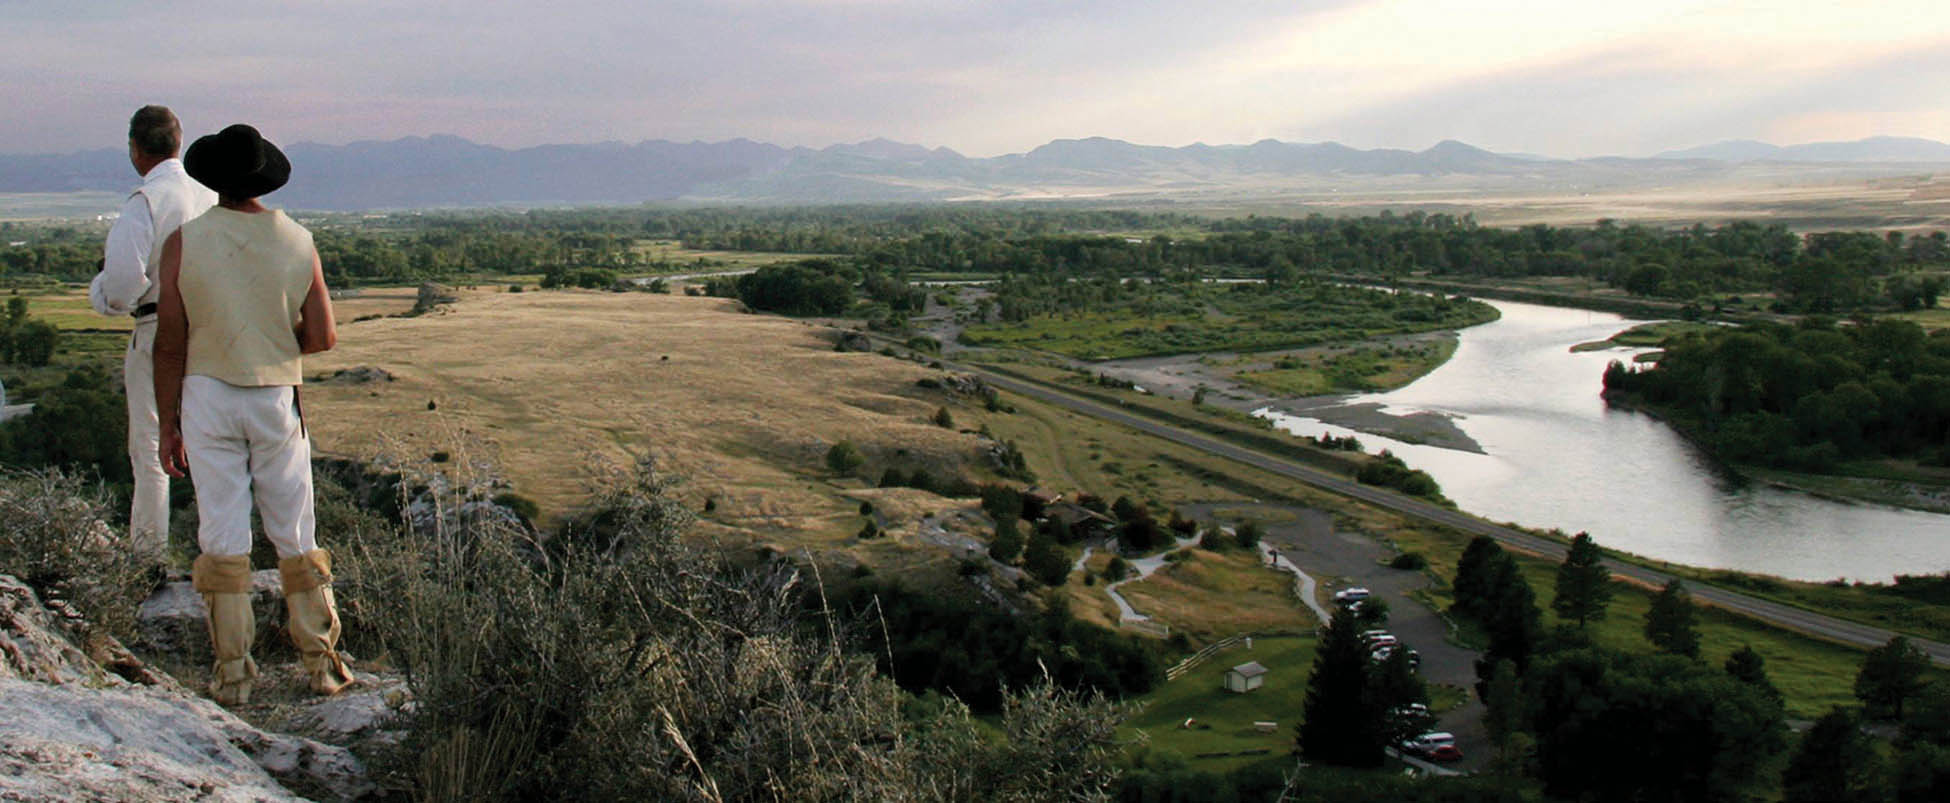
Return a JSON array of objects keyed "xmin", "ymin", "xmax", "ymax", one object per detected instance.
[{"xmin": 3, "ymin": 134, "xmax": 1945, "ymax": 211}]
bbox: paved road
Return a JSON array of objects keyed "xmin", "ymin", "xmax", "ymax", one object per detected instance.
[{"xmin": 944, "ymin": 358, "xmax": 1950, "ymax": 667}]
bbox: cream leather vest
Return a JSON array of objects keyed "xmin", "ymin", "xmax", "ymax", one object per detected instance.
[
  {"xmin": 178, "ymin": 208, "xmax": 315, "ymax": 387},
  {"xmin": 132, "ymin": 160, "xmax": 217, "ymax": 307}
]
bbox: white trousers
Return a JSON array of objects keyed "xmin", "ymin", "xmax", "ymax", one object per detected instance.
[
  {"xmin": 124, "ymin": 321, "xmax": 168, "ymax": 560},
  {"xmin": 181, "ymin": 375, "xmax": 318, "ymax": 560}
]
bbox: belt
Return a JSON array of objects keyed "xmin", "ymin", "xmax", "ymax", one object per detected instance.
[{"xmin": 131, "ymin": 302, "xmax": 158, "ymax": 319}]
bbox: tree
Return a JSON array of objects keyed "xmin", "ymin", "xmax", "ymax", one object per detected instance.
[
  {"xmin": 1368, "ymin": 647, "xmax": 1428, "ymax": 744},
  {"xmin": 1725, "ymin": 645, "xmax": 1784, "ymax": 707},
  {"xmin": 1104, "ymin": 556, "xmax": 1132, "ymax": 583},
  {"xmin": 1481, "ymin": 658, "xmax": 1529, "ymax": 775},
  {"xmin": 1896, "ymin": 743, "xmax": 1950, "ymax": 803},
  {"xmin": 824, "ymin": 440, "xmax": 865, "ymax": 476},
  {"xmin": 1857, "ymin": 636, "xmax": 1932, "ymax": 720},
  {"xmin": 5, "ymin": 320, "xmax": 57, "ymax": 366},
  {"xmin": 931, "ymin": 406, "xmax": 954, "ymax": 429},
  {"xmin": 1552, "ymin": 531, "xmax": 1613, "ymax": 628},
  {"xmin": 1473, "ymin": 552, "xmax": 1542, "ymax": 692},
  {"xmin": 1528, "ymin": 648, "xmax": 1785, "ymax": 802},
  {"xmin": 1451, "ymin": 535, "xmax": 1503, "ymax": 617},
  {"xmin": 988, "ymin": 518, "xmax": 1024, "ymax": 563},
  {"xmin": 1783, "ymin": 708, "xmax": 1890, "ymax": 803},
  {"xmin": 1353, "ymin": 597, "xmax": 1390, "ymax": 628},
  {"xmin": 1645, "ymin": 579, "xmax": 1700, "ymax": 658},
  {"xmin": 1021, "ymin": 529, "xmax": 1071, "ymax": 586},
  {"xmin": 1298, "ymin": 606, "xmax": 1387, "ymax": 767},
  {"xmin": 1234, "ymin": 521, "xmax": 1263, "ymax": 550}
]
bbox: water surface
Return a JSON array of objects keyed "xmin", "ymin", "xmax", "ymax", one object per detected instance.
[{"xmin": 1257, "ymin": 300, "xmax": 1950, "ymax": 582}]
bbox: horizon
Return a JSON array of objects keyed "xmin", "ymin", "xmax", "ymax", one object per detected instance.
[
  {"xmin": 11, "ymin": 130, "xmax": 1950, "ymax": 163},
  {"xmin": 5, "ymin": 1, "xmax": 1947, "ymax": 159}
]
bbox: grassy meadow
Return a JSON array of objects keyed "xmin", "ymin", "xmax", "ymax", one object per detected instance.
[{"xmin": 1120, "ymin": 636, "xmax": 1316, "ymax": 772}]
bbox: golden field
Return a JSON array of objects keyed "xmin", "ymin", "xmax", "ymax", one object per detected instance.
[{"xmin": 302, "ymin": 289, "xmax": 997, "ymax": 563}]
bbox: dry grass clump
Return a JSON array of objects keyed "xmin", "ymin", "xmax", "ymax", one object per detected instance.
[
  {"xmin": 339, "ymin": 458, "xmax": 1126, "ymax": 802},
  {"xmin": 0, "ymin": 469, "xmax": 150, "ymax": 643}
]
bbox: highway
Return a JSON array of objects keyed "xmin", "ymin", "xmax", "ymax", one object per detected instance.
[{"xmin": 949, "ymin": 359, "xmax": 1950, "ymax": 667}]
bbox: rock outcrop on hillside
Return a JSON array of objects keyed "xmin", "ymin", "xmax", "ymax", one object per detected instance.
[{"xmin": 0, "ymin": 574, "xmax": 374, "ymax": 802}]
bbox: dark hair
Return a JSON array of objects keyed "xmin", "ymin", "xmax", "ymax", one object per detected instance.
[{"xmin": 128, "ymin": 106, "xmax": 181, "ymax": 158}]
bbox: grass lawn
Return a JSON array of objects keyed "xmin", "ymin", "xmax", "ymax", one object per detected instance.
[
  {"xmin": 1117, "ymin": 549, "xmax": 1316, "ymax": 642},
  {"xmin": 1122, "ymin": 635, "xmax": 1315, "ymax": 772}
]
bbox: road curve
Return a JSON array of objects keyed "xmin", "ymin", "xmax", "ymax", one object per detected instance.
[{"xmin": 954, "ymin": 361, "xmax": 1950, "ymax": 667}]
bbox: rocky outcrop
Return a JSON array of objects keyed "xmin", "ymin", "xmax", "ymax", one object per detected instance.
[
  {"xmin": 0, "ymin": 574, "xmax": 374, "ymax": 802},
  {"xmin": 137, "ymin": 570, "xmax": 288, "ymax": 657}
]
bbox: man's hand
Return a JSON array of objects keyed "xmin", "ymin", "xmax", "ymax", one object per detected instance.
[{"xmin": 159, "ymin": 422, "xmax": 190, "ymax": 478}]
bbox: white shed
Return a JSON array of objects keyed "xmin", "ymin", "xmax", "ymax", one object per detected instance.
[{"xmin": 1224, "ymin": 661, "xmax": 1268, "ymax": 693}]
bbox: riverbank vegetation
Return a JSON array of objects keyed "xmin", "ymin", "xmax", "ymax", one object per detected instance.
[
  {"xmin": 1603, "ymin": 317, "xmax": 1950, "ymax": 482},
  {"xmin": 1234, "ymin": 338, "xmax": 1458, "ymax": 396},
  {"xmin": 957, "ymin": 276, "xmax": 1495, "ymax": 360}
]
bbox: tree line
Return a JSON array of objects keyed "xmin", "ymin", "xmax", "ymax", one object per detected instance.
[{"xmin": 1605, "ymin": 317, "xmax": 1950, "ymax": 471}]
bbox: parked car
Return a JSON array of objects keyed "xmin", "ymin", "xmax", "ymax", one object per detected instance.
[
  {"xmin": 1371, "ymin": 646, "xmax": 1421, "ymax": 669},
  {"xmin": 1401, "ymin": 731, "xmax": 1461, "ymax": 761},
  {"xmin": 1360, "ymin": 629, "xmax": 1392, "ymax": 643},
  {"xmin": 1333, "ymin": 587, "xmax": 1372, "ymax": 605},
  {"xmin": 1363, "ymin": 634, "xmax": 1399, "ymax": 650}
]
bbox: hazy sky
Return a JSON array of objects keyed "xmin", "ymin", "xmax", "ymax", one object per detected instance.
[{"xmin": 4, "ymin": 0, "xmax": 1946, "ymax": 157}]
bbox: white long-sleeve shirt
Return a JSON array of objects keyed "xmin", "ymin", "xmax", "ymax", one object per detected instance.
[{"xmin": 90, "ymin": 159, "xmax": 214, "ymax": 317}]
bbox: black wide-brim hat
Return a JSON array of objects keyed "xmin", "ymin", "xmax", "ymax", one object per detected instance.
[{"xmin": 184, "ymin": 124, "xmax": 290, "ymax": 199}]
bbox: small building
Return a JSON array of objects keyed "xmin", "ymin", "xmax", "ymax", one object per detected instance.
[
  {"xmin": 1045, "ymin": 502, "xmax": 1116, "ymax": 538},
  {"xmin": 1224, "ymin": 661, "xmax": 1268, "ymax": 693}
]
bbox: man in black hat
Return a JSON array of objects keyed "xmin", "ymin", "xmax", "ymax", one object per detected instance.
[
  {"xmin": 152, "ymin": 124, "xmax": 354, "ymax": 705},
  {"xmin": 88, "ymin": 105, "xmax": 217, "ymax": 564}
]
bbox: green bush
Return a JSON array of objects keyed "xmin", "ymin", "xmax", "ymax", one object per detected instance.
[
  {"xmin": 340, "ymin": 460, "xmax": 1128, "ymax": 800},
  {"xmin": 1389, "ymin": 551, "xmax": 1428, "ymax": 571},
  {"xmin": 0, "ymin": 469, "xmax": 150, "ymax": 643}
]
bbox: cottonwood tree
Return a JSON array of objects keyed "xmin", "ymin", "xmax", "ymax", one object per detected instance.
[
  {"xmin": 1552, "ymin": 531, "xmax": 1613, "ymax": 628},
  {"xmin": 988, "ymin": 518, "xmax": 1024, "ymax": 563},
  {"xmin": 1021, "ymin": 529, "xmax": 1071, "ymax": 586},
  {"xmin": 1645, "ymin": 578, "xmax": 1701, "ymax": 658},
  {"xmin": 1857, "ymin": 636, "xmax": 1932, "ymax": 720},
  {"xmin": 1784, "ymin": 708, "xmax": 1890, "ymax": 803},
  {"xmin": 1725, "ymin": 645, "xmax": 1784, "ymax": 707},
  {"xmin": 1528, "ymin": 648, "xmax": 1785, "ymax": 802}
]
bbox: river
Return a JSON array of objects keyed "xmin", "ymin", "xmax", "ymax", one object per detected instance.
[{"xmin": 1256, "ymin": 299, "xmax": 1950, "ymax": 583}]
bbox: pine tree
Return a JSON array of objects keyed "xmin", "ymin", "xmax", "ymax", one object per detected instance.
[
  {"xmin": 1645, "ymin": 579, "xmax": 1701, "ymax": 658},
  {"xmin": 1552, "ymin": 531, "xmax": 1613, "ymax": 628},
  {"xmin": 1783, "ymin": 708, "xmax": 1891, "ymax": 803},
  {"xmin": 1856, "ymin": 636, "xmax": 1932, "ymax": 720},
  {"xmin": 1299, "ymin": 607, "xmax": 1387, "ymax": 767},
  {"xmin": 1452, "ymin": 535, "xmax": 1503, "ymax": 617},
  {"xmin": 1474, "ymin": 552, "xmax": 1542, "ymax": 693}
]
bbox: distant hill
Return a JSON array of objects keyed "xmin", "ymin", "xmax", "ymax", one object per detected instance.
[
  {"xmin": 1657, "ymin": 136, "xmax": 1950, "ymax": 163},
  {"xmin": 3, "ymin": 134, "xmax": 1946, "ymax": 211}
]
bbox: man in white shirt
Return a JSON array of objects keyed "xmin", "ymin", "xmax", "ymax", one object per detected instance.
[{"xmin": 89, "ymin": 105, "xmax": 217, "ymax": 564}]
